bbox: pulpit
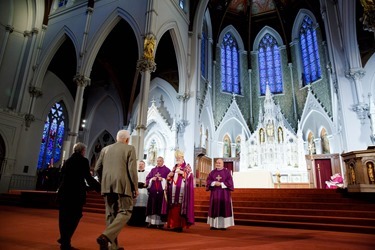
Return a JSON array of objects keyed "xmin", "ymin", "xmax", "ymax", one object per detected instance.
[{"xmin": 341, "ymin": 147, "xmax": 375, "ymax": 193}]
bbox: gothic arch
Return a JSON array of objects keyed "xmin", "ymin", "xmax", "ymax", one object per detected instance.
[
  {"xmin": 156, "ymin": 24, "xmax": 187, "ymax": 94},
  {"xmin": 34, "ymin": 27, "xmax": 79, "ymax": 88},
  {"xmin": 82, "ymin": 8, "xmax": 142, "ymax": 77}
]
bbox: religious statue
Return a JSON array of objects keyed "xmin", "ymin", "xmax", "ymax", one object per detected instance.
[
  {"xmin": 277, "ymin": 127, "xmax": 283, "ymax": 143},
  {"xmin": 259, "ymin": 129, "xmax": 265, "ymax": 143},
  {"xmin": 367, "ymin": 162, "xmax": 375, "ymax": 184},
  {"xmin": 147, "ymin": 141, "xmax": 158, "ymax": 166},
  {"xmin": 143, "ymin": 35, "xmax": 156, "ymax": 61},
  {"xmin": 235, "ymin": 137, "xmax": 241, "ymax": 157},
  {"xmin": 223, "ymin": 138, "xmax": 230, "ymax": 157},
  {"xmin": 350, "ymin": 166, "xmax": 356, "ymax": 184},
  {"xmin": 266, "ymin": 120, "xmax": 274, "ymax": 142}
]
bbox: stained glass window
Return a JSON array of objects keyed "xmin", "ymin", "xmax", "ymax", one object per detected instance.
[
  {"xmin": 58, "ymin": 0, "xmax": 68, "ymax": 7},
  {"xmin": 258, "ymin": 33, "xmax": 283, "ymax": 95},
  {"xmin": 300, "ymin": 16, "xmax": 321, "ymax": 86},
  {"xmin": 37, "ymin": 101, "xmax": 66, "ymax": 169},
  {"xmin": 221, "ymin": 32, "xmax": 240, "ymax": 94},
  {"xmin": 201, "ymin": 20, "xmax": 208, "ymax": 79},
  {"xmin": 179, "ymin": 0, "xmax": 185, "ymax": 10}
]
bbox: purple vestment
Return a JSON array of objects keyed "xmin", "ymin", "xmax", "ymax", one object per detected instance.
[
  {"xmin": 165, "ymin": 161, "xmax": 195, "ymax": 226},
  {"xmin": 145, "ymin": 165, "xmax": 170, "ymax": 219},
  {"xmin": 206, "ymin": 168, "xmax": 234, "ymax": 218}
]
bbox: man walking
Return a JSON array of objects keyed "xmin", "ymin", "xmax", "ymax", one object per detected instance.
[
  {"xmin": 95, "ymin": 130, "xmax": 138, "ymax": 250},
  {"xmin": 57, "ymin": 142, "xmax": 101, "ymax": 250}
]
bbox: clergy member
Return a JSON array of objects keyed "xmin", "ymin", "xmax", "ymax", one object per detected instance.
[
  {"xmin": 145, "ymin": 156, "xmax": 170, "ymax": 229},
  {"xmin": 206, "ymin": 158, "xmax": 234, "ymax": 230},
  {"xmin": 127, "ymin": 160, "xmax": 149, "ymax": 226},
  {"xmin": 165, "ymin": 150, "xmax": 195, "ymax": 232}
]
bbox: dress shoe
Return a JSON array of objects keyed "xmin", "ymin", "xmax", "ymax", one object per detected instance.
[{"xmin": 97, "ymin": 234, "xmax": 110, "ymax": 250}]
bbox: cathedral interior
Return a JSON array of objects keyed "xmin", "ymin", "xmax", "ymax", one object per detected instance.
[{"xmin": 0, "ymin": 0, "xmax": 375, "ymax": 193}]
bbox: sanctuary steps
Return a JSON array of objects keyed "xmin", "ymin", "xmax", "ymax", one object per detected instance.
[{"xmin": 1, "ymin": 188, "xmax": 374, "ymax": 234}]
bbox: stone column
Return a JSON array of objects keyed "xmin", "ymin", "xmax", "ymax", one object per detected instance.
[
  {"xmin": 66, "ymin": 74, "xmax": 90, "ymax": 156},
  {"xmin": 135, "ymin": 34, "xmax": 156, "ymax": 160}
]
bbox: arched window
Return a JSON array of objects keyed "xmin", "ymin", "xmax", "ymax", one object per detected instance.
[
  {"xmin": 37, "ymin": 101, "xmax": 66, "ymax": 169},
  {"xmin": 258, "ymin": 33, "xmax": 283, "ymax": 95},
  {"xmin": 300, "ymin": 15, "xmax": 321, "ymax": 85},
  {"xmin": 201, "ymin": 19, "xmax": 208, "ymax": 79},
  {"xmin": 221, "ymin": 32, "xmax": 240, "ymax": 94}
]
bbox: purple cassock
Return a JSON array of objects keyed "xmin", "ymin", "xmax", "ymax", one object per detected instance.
[
  {"xmin": 145, "ymin": 165, "xmax": 171, "ymax": 219},
  {"xmin": 206, "ymin": 168, "xmax": 234, "ymax": 218}
]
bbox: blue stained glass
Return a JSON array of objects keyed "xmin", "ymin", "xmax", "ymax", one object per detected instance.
[
  {"xmin": 299, "ymin": 16, "xmax": 321, "ymax": 86},
  {"xmin": 258, "ymin": 33, "xmax": 283, "ymax": 95},
  {"xmin": 37, "ymin": 102, "xmax": 66, "ymax": 169},
  {"xmin": 220, "ymin": 33, "xmax": 240, "ymax": 94},
  {"xmin": 201, "ymin": 31, "xmax": 206, "ymax": 77}
]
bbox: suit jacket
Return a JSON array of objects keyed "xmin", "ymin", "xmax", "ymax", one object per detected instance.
[
  {"xmin": 94, "ymin": 141, "xmax": 138, "ymax": 197},
  {"xmin": 57, "ymin": 152, "xmax": 101, "ymax": 206}
]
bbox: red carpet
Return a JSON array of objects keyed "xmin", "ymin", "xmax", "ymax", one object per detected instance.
[{"xmin": 0, "ymin": 205, "xmax": 374, "ymax": 250}]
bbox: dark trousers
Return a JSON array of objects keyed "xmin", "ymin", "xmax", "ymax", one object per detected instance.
[{"xmin": 59, "ymin": 204, "xmax": 83, "ymax": 248}]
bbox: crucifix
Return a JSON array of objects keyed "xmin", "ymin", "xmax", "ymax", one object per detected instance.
[{"xmin": 216, "ymin": 175, "xmax": 222, "ymax": 182}]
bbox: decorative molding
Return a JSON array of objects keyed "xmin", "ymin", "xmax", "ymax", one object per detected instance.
[
  {"xmin": 345, "ymin": 68, "xmax": 365, "ymax": 80},
  {"xmin": 351, "ymin": 102, "xmax": 369, "ymax": 124},
  {"xmin": 177, "ymin": 93, "xmax": 190, "ymax": 102},
  {"xmin": 28, "ymin": 86, "xmax": 43, "ymax": 97},
  {"xmin": 5, "ymin": 25, "xmax": 14, "ymax": 33},
  {"xmin": 73, "ymin": 74, "xmax": 90, "ymax": 87},
  {"xmin": 176, "ymin": 119, "xmax": 189, "ymax": 133},
  {"xmin": 136, "ymin": 58, "xmax": 156, "ymax": 72},
  {"xmin": 24, "ymin": 114, "xmax": 35, "ymax": 129}
]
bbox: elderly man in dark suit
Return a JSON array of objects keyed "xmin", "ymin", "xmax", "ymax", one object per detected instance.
[
  {"xmin": 57, "ymin": 142, "xmax": 101, "ymax": 250},
  {"xmin": 94, "ymin": 130, "xmax": 138, "ymax": 250}
]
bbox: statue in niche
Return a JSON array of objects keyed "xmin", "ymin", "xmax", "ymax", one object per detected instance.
[
  {"xmin": 266, "ymin": 120, "xmax": 274, "ymax": 142},
  {"xmin": 259, "ymin": 129, "xmax": 265, "ymax": 144},
  {"xmin": 147, "ymin": 140, "xmax": 158, "ymax": 166},
  {"xmin": 223, "ymin": 137, "xmax": 230, "ymax": 157},
  {"xmin": 278, "ymin": 127, "xmax": 283, "ymax": 143},
  {"xmin": 321, "ymin": 129, "xmax": 330, "ymax": 154},
  {"xmin": 350, "ymin": 165, "xmax": 356, "ymax": 184},
  {"xmin": 367, "ymin": 162, "xmax": 375, "ymax": 183},
  {"xmin": 307, "ymin": 132, "xmax": 316, "ymax": 155},
  {"xmin": 235, "ymin": 137, "xmax": 241, "ymax": 157}
]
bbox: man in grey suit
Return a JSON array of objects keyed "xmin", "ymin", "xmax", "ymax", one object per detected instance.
[{"xmin": 94, "ymin": 130, "xmax": 138, "ymax": 250}]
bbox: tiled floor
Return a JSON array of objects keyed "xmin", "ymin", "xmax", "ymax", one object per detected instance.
[{"xmin": 0, "ymin": 205, "xmax": 374, "ymax": 250}]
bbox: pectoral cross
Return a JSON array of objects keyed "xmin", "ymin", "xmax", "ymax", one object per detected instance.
[
  {"xmin": 216, "ymin": 175, "xmax": 222, "ymax": 182},
  {"xmin": 155, "ymin": 172, "xmax": 161, "ymax": 178}
]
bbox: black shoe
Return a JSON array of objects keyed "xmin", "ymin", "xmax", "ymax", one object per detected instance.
[
  {"xmin": 97, "ymin": 234, "xmax": 110, "ymax": 250},
  {"xmin": 157, "ymin": 225, "xmax": 164, "ymax": 229},
  {"xmin": 210, "ymin": 227, "xmax": 218, "ymax": 230},
  {"xmin": 173, "ymin": 227, "xmax": 183, "ymax": 232}
]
